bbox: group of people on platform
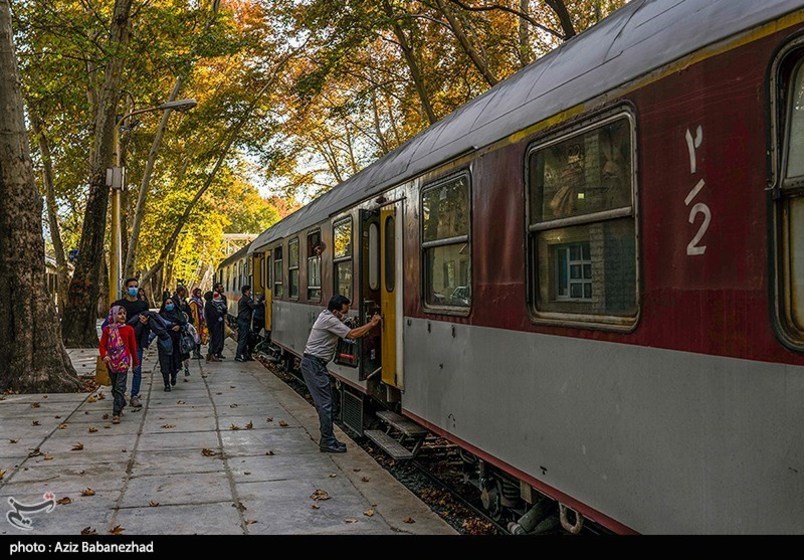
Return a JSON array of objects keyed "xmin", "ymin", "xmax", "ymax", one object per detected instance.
[{"xmin": 99, "ymin": 277, "xmax": 267, "ymax": 424}]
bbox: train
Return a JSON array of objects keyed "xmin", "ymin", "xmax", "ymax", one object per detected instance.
[{"xmin": 215, "ymin": 0, "xmax": 804, "ymax": 533}]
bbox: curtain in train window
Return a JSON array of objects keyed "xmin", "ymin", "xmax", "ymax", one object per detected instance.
[
  {"xmin": 421, "ymin": 173, "xmax": 471, "ymax": 309},
  {"xmin": 273, "ymin": 246, "xmax": 284, "ymax": 299},
  {"xmin": 333, "ymin": 218, "xmax": 353, "ymax": 300},
  {"xmin": 288, "ymin": 238, "xmax": 300, "ymax": 299},
  {"xmin": 528, "ymin": 114, "xmax": 637, "ymax": 321},
  {"xmin": 307, "ymin": 230, "xmax": 322, "ymax": 301}
]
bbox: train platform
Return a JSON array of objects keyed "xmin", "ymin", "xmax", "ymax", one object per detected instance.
[{"xmin": 0, "ymin": 341, "xmax": 455, "ymax": 535}]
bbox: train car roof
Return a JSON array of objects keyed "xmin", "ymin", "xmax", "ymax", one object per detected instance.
[
  {"xmin": 217, "ymin": 243, "xmax": 251, "ymax": 268},
  {"xmin": 250, "ymin": 0, "xmax": 802, "ymax": 255}
]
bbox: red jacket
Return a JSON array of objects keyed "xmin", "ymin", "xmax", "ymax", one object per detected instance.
[{"xmin": 99, "ymin": 324, "xmax": 140, "ymax": 368}]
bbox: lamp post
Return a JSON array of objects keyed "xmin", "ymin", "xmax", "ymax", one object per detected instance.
[{"xmin": 108, "ymin": 98, "xmax": 196, "ymax": 305}]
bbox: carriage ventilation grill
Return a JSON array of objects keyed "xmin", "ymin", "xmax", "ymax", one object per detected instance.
[{"xmin": 342, "ymin": 390, "xmax": 363, "ymax": 436}]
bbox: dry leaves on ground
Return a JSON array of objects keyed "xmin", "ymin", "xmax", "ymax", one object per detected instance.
[
  {"xmin": 176, "ymin": 400, "xmax": 186, "ymax": 405},
  {"xmin": 56, "ymin": 497, "xmax": 72, "ymax": 505},
  {"xmin": 278, "ymin": 421, "xmax": 288, "ymax": 427},
  {"xmin": 245, "ymin": 421, "xmax": 253, "ymax": 430},
  {"xmin": 361, "ymin": 477, "xmax": 370, "ymax": 483},
  {"xmin": 266, "ymin": 417, "xmax": 273, "ymax": 422},
  {"xmin": 87, "ymin": 396, "xmax": 97, "ymax": 403},
  {"xmin": 71, "ymin": 443, "xmax": 84, "ymax": 451},
  {"xmin": 31, "ymin": 402, "xmax": 40, "ymax": 408},
  {"xmin": 265, "ymin": 450, "xmax": 274, "ymax": 456},
  {"xmin": 328, "ymin": 473, "xmax": 337, "ymax": 478},
  {"xmin": 43, "ymin": 454, "xmax": 54, "ymax": 461},
  {"xmin": 201, "ymin": 448, "xmax": 217, "ymax": 457},
  {"xmin": 149, "ymin": 500, "xmax": 159, "ymax": 507},
  {"xmin": 230, "ymin": 424, "xmax": 240, "ymax": 431},
  {"xmin": 0, "ymin": 470, "xmax": 6, "ymax": 480},
  {"xmin": 8, "ymin": 439, "xmax": 17, "ymax": 444},
  {"xmin": 109, "ymin": 525, "xmax": 124, "ymax": 535},
  {"xmin": 246, "ymin": 519, "xmax": 258, "ymax": 525},
  {"xmin": 403, "ymin": 517, "xmax": 415, "ymax": 524},
  {"xmin": 88, "ymin": 427, "xmax": 98, "ymax": 433},
  {"xmin": 160, "ymin": 425, "xmax": 175, "ymax": 429},
  {"xmin": 28, "ymin": 448, "xmax": 41, "ymax": 458},
  {"xmin": 229, "ymin": 404, "xmax": 238, "ymax": 408},
  {"xmin": 102, "ymin": 414, "xmax": 109, "ymax": 420},
  {"xmin": 97, "ymin": 393, "xmax": 106, "ymax": 400},
  {"xmin": 58, "ymin": 424, "xmax": 67, "ymax": 430},
  {"xmin": 80, "ymin": 488, "xmax": 95, "ymax": 497},
  {"xmin": 80, "ymin": 527, "xmax": 97, "ymax": 535},
  {"xmin": 310, "ymin": 489, "xmax": 331, "ymax": 501},
  {"xmin": 364, "ymin": 509, "xmax": 375, "ymax": 517},
  {"xmin": 31, "ymin": 421, "xmax": 40, "ymax": 426},
  {"xmin": 344, "ymin": 517, "xmax": 358, "ymax": 524},
  {"xmin": 310, "ymin": 503, "xmax": 320, "ymax": 510},
  {"xmin": 229, "ymin": 386, "xmax": 236, "ymax": 389},
  {"xmin": 353, "ymin": 468, "xmax": 361, "ymax": 472},
  {"xmin": 54, "ymin": 415, "xmax": 61, "ymax": 419}
]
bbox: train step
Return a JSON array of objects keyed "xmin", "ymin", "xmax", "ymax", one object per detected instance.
[
  {"xmin": 376, "ymin": 411, "xmax": 429, "ymax": 438},
  {"xmin": 364, "ymin": 430, "xmax": 415, "ymax": 461}
]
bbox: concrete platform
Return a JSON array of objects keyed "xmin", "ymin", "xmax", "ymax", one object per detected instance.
[{"xmin": 0, "ymin": 340, "xmax": 455, "ymax": 536}]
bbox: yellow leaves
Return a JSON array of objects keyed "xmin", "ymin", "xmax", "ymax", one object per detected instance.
[
  {"xmin": 278, "ymin": 420, "xmax": 288, "ymax": 427},
  {"xmin": 310, "ymin": 489, "xmax": 330, "ymax": 501},
  {"xmin": 160, "ymin": 424, "xmax": 175, "ymax": 429},
  {"xmin": 108, "ymin": 525, "xmax": 124, "ymax": 535},
  {"xmin": 81, "ymin": 527, "xmax": 97, "ymax": 535},
  {"xmin": 87, "ymin": 396, "xmax": 97, "ymax": 404},
  {"xmin": 80, "ymin": 488, "xmax": 95, "ymax": 497},
  {"xmin": 201, "ymin": 448, "xmax": 218, "ymax": 457},
  {"xmin": 310, "ymin": 503, "xmax": 320, "ymax": 510},
  {"xmin": 0, "ymin": 469, "xmax": 6, "ymax": 480},
  {"xmin": 88, "ymin": 427, "xmax": 98, "ymax": 433},
  {"xmin": 71, "ymin": 442, "xmax": 84, "ymax": 451},
  {"xmin": 363, "ymin": 509, "xmax": 374, "ymax": 517},
  {"xmin": 57, "ymin": 423, "xmax": 67, "ymax": 430},
  {"xmin": 344, "ymin": 517, "xmax": 358, "ymax": 524},
  {"xmin": 56, "ymin": 497, "xmax": 72, "ymax": 505},
  {"xmin": 149, "ymin": 500, "xmax": 159, "ymax": 507}
]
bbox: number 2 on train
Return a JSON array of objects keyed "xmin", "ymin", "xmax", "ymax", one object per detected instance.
[{"xmin": 684, "ymin": 126, "xmax": 709, "ymax": 256}]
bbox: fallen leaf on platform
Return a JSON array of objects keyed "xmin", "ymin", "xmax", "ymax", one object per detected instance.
[
  {"xmin": 328, "ymin": 473, "xmax": 337, "ymax": 478},
  {"xmin": 344, "ymin": 517, "xmax": 358, "ymax": 524},
  {"xmin": 108, "ymin": 525, "xmax": 124, "ymax": 535},
  {"xmin": 58, "ymin": 423, "xmax": 67, "ymax": 430},
  {"xmin": 310, "ymin": 489, "xmax": 330, "ymax": 501},
  {"xmin": 403, "ymin": 517, "xmax": 415, "ymax": 524},
  {"xmin": 246, "ymin": 519, "xmax": 257, "ymax": 525},
  {"xmin": 43, "ymin": 454, "xmax": 54, "ymax": 461},
  {"xmin": 216, "ymin": 392, "xmax": 222, "ymax": 395},
  {"xmin": 31, "ymin": 420, "xmax": 40, "ymax": 426},
  {"xmin": 71, "ymin": 443, "xmax": 84, "ymax": 451},
  {"xmin": 9, "ymin": 439, "xmax": 17, "ymax": 444},
  {"xmin": 43, "ymin": 395, "xmax": 48, "ymax": 399},
  {"xmin": 54, "ymin": 415, "xmax": 61, "ymax": 419},
  {"xmin": 230, "ymin": 424, "xmax": 240, "ymax": 431},
  {"xmin": 361, "ymin": 477, "xmax": 370, "ymax": 483},
  {"xmin": 265, "ymin": 450, "xmax": 274, "ymax": 456},
  {"xmin": 88, "ymin": 427, "xmax": 98, "ymax": 433},
  {"xmin": 103, "ymin": 426, "xmax": 110, "ymax": 430},
  {"xmin": 0, "ymin": 470, "xmax": 5, "ymax": 480},
  {"xmin": 80, "ymin": 488, "xmax": 95, "ymax": 496},
  {"xmin": 57, "ymin": 497, "xmax": 71, "ymax": 505},
  {"xmin": 102, "ymin": 414, "xmax": 109, "ymax": 420},
  {"xmin": 310, "ymin": 503, "xmax": 320, "ymax": 510},
  {"xmin": 80, "ymin": 527, "xmax": 97, "ymax": 535},
  {"xmin": 84, "ymin": 411, "xmax": 89, "ymax": 415},
  {"xmin": 87, "ymin": 396, "xmax": 97, "ymax": 403},
  {"xmin": 233, "ymin": 502, "xmax": 247, "ymax": 512},
  {"xmin": 149, "ymin": 500, "xmax": 159, "ymax": 507},
  {"xmin": 97, "ymin": 393, "xmax": 106, "ymax": 400},
  {"xmin": 245, "ymin": 421, "xmax": 253, "ymax": 430},
  {"xmin": 28, "ymin": 448, "xmax": 41, "ymax": 457},
  {"xmin": 160, "ymin": 424, "xmax": 175, "ymax": 429},
  {"xmin": 78, "ymin": 470, "xmax": 85, "ymax": 475},
  {"xmin": 278, "ymin": 421, "xmax": 288, "ymax": 427},
  {"xmin": 176, "ymin": 400, "xmax": 186, "ymax": 405},
  {"xmin": 364, "ymin": 509, "xmax": 374, "ymax": 517},
  {"xmin": 229, "ymin": 404, "xmax": 238, "ymax": 408},
  {"xmin": 31, "ymin": 402, "xmax": 40, "ymax": 408},
  {"xmin": 230, "ymin": 386, "xmax": 236, "ymax": 389},
  {"xmin": 202, "ymin": 448, "xmax": 217, "ymax": 457},
  {"xmin": 353, "ymin": 468, "xmax": 361, "ymax": 472}
]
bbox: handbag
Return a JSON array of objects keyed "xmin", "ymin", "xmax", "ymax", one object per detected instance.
[{"xmin": 334, "ymin": 337, "xmax": 359, "ymax": 368}]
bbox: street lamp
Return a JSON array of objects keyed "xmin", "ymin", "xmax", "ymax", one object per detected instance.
[{"xmin": 108, "ymin": 98, "xmax": 196, "ymax": 305}]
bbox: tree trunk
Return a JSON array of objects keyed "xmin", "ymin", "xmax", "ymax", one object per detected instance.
[
  {"xmin": 0, "ymin": 0, "xmax": 80, "ymax": 392},
  {"xmin": 518, "ymin": 0, "xmax": 533, "ymax": 66},
  {"xmin": 381, "ymin": 0, "xmax": 437, "ymax": 125},
  {"xmin": 434, "ymin": 0, "xmax": 498, "ymax": 86},
  {"xmin": 32, "ymin": 117, "xmax": 69, "ymax": 314},
  {"xmin": 61, "ymin": 0, "xmax": 134, "ymax": 347},
  {"xmin": 545, "ymin": 0, "xmax": 576, "ymax": 39}
]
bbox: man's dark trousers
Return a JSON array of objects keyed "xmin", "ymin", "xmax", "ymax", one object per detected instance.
[
  {"xmin": 301, "ymin": 354, "xmax": 335, "ymax": 446},
  {"xmin": 236, "ymin": 319, "xmax": 250, "ymax": 358}
]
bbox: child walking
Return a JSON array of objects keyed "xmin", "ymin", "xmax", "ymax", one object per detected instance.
[{"xmin": 99, "ymin": 305, "xmax": 140, "ymax": 424}]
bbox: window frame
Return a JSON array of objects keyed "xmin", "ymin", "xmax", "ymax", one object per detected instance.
[
  {"xmin": 273, "ymin": 245, "xmax": 284, "ymax": 300},
  {"xmin": 333, "ymin": 216, "xmax": 353, "ymax": 301},
  {"xmin": 420, "ymin": 169, "xmax": 472, "ymax": 316},
  {"xmin": 306, "ymin": 229, "xmax": 322, "ymax": 302},
  {"xmin": 770, "ymin": 37, "xmax": 804, "ymax": 351},
  {"xmin": 524, "ymin": 107, "xmax": 640, "ymax": 331},
  {"xmin": 288, "ymin": 237, "xmax": 300, "ymax": 300}
]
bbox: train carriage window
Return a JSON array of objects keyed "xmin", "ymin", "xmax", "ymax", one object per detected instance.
[
  {"xmin": 421, "ymin": 172, "xmax": 471, "ymax": 309},
  {"xmin": 273, "ymin": 246, "xmax": 284, "ymax": 299},
  {"xmin": 527, "ymin": 112, "xmax": 637, "ymax": 325},
  {"xmin": 307, "ymin": 230, "xmax": 322, "ymax": 301},
  {"xmin": 333, "ymin": 218, "xmax": 353, "ymax": 300},
  {"xmin": 288, "ymin": 238, "xmax": 300, "ymax": 299},
  {"xmin": 369, "ymin": 222, "xmax": 379, "ymax": 291}
]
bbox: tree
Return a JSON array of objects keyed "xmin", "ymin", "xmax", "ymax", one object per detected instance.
[{"xmin": 0, "ymin": 0, "xmax": 79, "ymax": 392}]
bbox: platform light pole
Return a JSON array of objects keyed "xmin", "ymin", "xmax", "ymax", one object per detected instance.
[{"xmin": 108, "ymin": 98, "xmax": 196, "ymax": 306}]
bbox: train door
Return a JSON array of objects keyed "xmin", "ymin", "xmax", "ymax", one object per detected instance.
[
  {"xmin": 380, "ymin": 202, "xmax": 404, "ymax": 389},
  {"xmin": 359, "ymin": 210, "xmax": 381, "ymax": 380},
  {"xmin": 262, "ymin": 251, "xmax": 272, "ymax": 333}
]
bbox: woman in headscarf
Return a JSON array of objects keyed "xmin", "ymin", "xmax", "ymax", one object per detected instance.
[
  {"xmin": 204, "ymin": 291, "xmax": 225, "ymax": 362},
  {"xmin": 188, "ymin": 287, "xmax": 208, "ymax": 360},
  {"xmin": 99, "ymin": 305, "xmax": 139, "ymax": 423},
  {"xmin": 159, "ymin": 296, "xmax": 188, "ymax": 390}
]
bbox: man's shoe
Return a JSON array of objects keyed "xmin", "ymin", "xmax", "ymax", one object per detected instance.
[
  {"xmin": 320, "ymin": 444, "xmax": 347, "ymax": 453},
  {"xmin": 130, "ymin": 396, "xmax": 142, "ymax": 408},
  {"xmin": 112, "ymin": 415, "xmax": 120, "ymax": 424},
  {"xmin": 164, "ymin": 385, "xmax": 171, "ymax": 392},
  {"xmin": 235, "ymin": 357, "xmax": 246, "ymax": 363}
]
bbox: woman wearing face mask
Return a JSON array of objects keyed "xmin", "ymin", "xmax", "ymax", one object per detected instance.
[
  {"xmin": 158, "ymin": 297, "xmax": 188, "ymax": 390},
  {"xmin": 204, "ymin": 291, "xmax": 225, "ymax": 362}
]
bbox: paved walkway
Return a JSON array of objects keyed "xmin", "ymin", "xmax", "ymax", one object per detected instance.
[{"xmin": 0, "ymin": 341, "xmax": 455, "ymax": 535}]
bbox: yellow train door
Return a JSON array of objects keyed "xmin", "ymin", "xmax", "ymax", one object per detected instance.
[{"xmin": 380, "ymin": 202, "xmax": 403, "ymax": 389}]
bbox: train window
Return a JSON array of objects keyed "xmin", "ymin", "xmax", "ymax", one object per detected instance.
[
  {"xmin": 527, "ymin": 112, "xmax": 637, "ymax": 325},
  {"xmin": 421, "ymin": 172, "xmax": 471, "ymax": 309},
  {"xmin": 368, "ymin": 222, "xmax": 379, "ymax": 291},
  {"xmin": 273, "ymin": 246, "xmax": 284, "ymax": 298},
  {"xmin": 288, "ymin": 238, "xmax": 300, "ymax": 299},
  {"xmin": 307, "ymin": 230, "xmax": 322, "ymax": 301},
  {"xmin": 385, "ymin": 215, "xmax": 395, "ymax": 292},
  {"xmin": 333, "ymin": 218, "xmax": 353, "ymax": 300}
]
